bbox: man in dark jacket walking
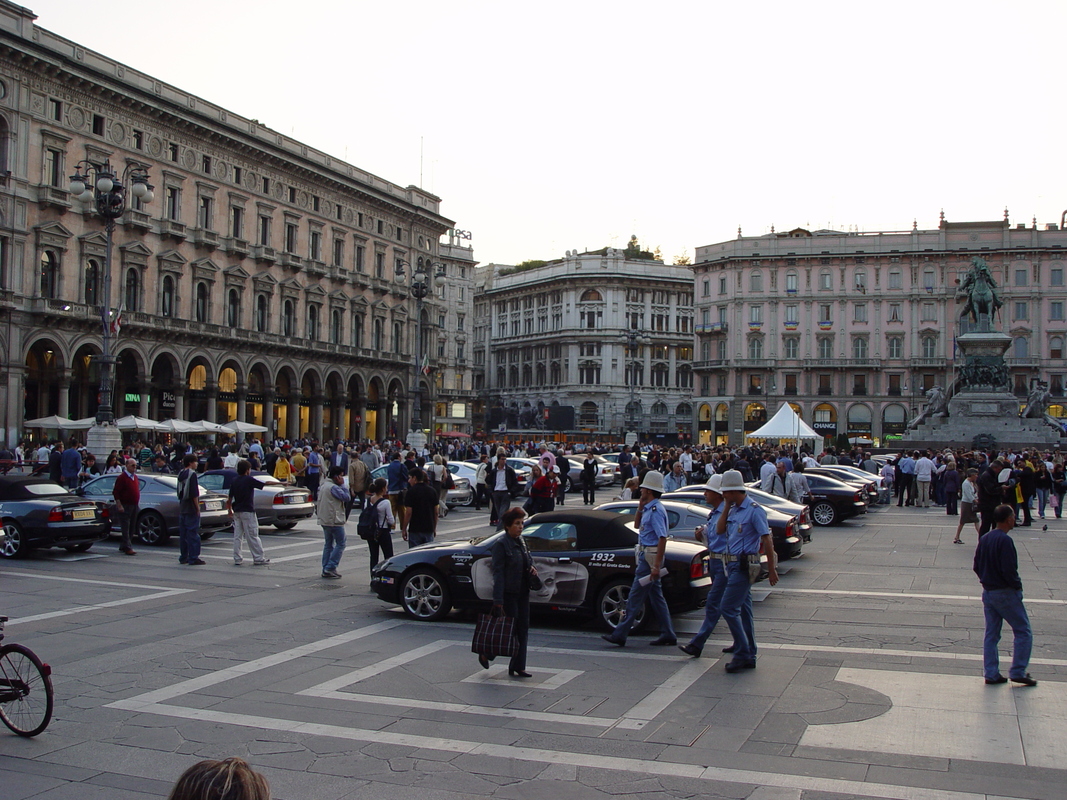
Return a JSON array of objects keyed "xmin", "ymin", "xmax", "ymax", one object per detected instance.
[
  {"xmin": 176, "ymin": 453, "xmax": 204, "ymax": 565},
  {"xmin": 973, "ymin": 504, "xmax": 1036, "ymax": 685}
]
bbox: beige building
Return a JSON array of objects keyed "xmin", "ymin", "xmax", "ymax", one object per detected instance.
[
  {"xmin": 0, "ymin": 1, "xmax": 463, "ymax": 448},
  {"xmin": 691, "ymin": 214, "xmax": 1067, "ymax": 447},
  {"xmin": 473, "ymin": 249, "xmax": 695, "ymax": 442}
]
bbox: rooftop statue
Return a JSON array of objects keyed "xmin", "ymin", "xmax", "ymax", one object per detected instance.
[{"xmin": 957, "ymin": 256, "xmax": 1003, "ymax": 329}]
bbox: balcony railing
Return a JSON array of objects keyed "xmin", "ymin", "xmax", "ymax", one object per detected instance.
[
  {"xmin": 279, "ymin": 252, "xmax": 303, "ymax": 271},
  {"xmin": 123, "ymin": 210, "xmax": 152, "ymax": 232},
  {"xmin": 192, "ymin": 228, "xmax": 219, "ymax": 249},
  {"xmin": 734, "ymin": 358, "xmax": 777, "ymax": 368},
  {"xmin": 802, "ymin": 358, "xmax": 882, "ymax": 369},
  {"xmin": 158, "ymin": 219, "xmax": 187, "ymax": 240},
  {"xmin": 1005, "ymin": 357, "xmax": 1041, "ymax": 368},
  {"xmin": 251, "ymin": 244, "xmax": 276, "ymax": 263},
  {"xmin": 35, "ymin": 184, "xmax": 71, "ymax": 210},
  {"xmin": 222, "ymin": 237, "xmax": 250, "ymax": 257}
]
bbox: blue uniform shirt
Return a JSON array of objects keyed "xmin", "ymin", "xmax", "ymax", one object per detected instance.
[
  {"xmin": 725, "ymin": 494, "xmax": 769, "ymax": 555},
  {"xmin": 704, "ymin": 502, "xmax": 726, "ymax": 552},
  {"xmin": 638, "ymin": 497, "xmax": 669, "ymax": 547}
]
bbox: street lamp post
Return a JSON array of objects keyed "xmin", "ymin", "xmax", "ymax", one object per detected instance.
[
  {"xmin": 69, "ymin": 160, "xmax": 153, "ymax": 456},
  {"xmin": 620, "ymin": 329, "xmax": 651, "ymax": 444},
  {"xmin": 397, "ymin": 260, "xmax": 445, "ymax": 450}
]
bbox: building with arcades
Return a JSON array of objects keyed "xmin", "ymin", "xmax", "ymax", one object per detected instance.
[
  {"xmin": 0, "ymin": 1, "xmax": 469, "ymax": 448},
  {"xmin": 690, "ymin": 213, "xmax": 1067, "ymax": 448},
  {"xmin": 473, "ymin": 248, "xmax": 694, "ymax": 442}
]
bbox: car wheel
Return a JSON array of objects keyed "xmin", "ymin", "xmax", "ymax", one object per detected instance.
[
  {"xmin": 400, "ymin": 568, "xmax": 453, "ymax": 621},
  {"xmin": 457, "ymin": 492, "xmax": 474, "ymax": 508},
  {"xmin": 274, "ymin": 522, "xmax": 298, "ymax": 530},
  {"xmin": 0, "ymin": 521, "xmax": 29, "ymax": 559},
  {"xmin": 199, "ymin": 530, "xmax": 215, "ymax": 541},
  {"xmin": 595, "ymin": 577, "xmax": 646, "ymax": 632},
  {"xmin": 136, "ymin": 511, "xmax": 170, "ymax": 545},
  {"xmin": 63, "ymin": 543, "xmax": 94, "ymax": 553},
  {"xmin": 811, "ymin": 502, "xmax": 837, "ymax": 527}
]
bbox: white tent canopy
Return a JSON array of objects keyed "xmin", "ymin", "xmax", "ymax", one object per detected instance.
[
  {"xmin": 24, "ymin": 415, "xmax": 97, "ymax": 430},
  {"xmin": 745, "ymin": 403, "xmax": 821, "ymax": 441}
]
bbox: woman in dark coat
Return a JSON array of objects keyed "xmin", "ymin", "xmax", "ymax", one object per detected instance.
[
  {"xmin": 941, "ymin": 459, "xmax": 961, "ymax": 516},
  {"xmin": 478, "ymin": 507, "xmax": 538, "ymax": 677}
]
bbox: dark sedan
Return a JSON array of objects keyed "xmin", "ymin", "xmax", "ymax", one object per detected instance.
[
  {"xmin": 804, "ymin": 467, "xmax": 880, "ymax": 507},
  {"xmin": 664, "ymin": 486, "xmax": 813, "ymax": 542},
  {"xmin": 371, "ymin": 509, "xmax": 711, "ymax": 631},
  {"xmin": 792, "ymin": 473, "xmax": 867, "ymax": 526},
  {"xmin": 597, "ymin": 499, "xmax": 802, "ymax": 561},
  {"xmin": 0, "ymin": 476, "xmax": 109, "ymax": 558},
  {"xmin": 79, "ymin": 473, "xmax": 232, "ymax": 545}
]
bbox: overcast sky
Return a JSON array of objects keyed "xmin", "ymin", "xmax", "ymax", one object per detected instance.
[{"xmin": 31, "ymin": 0, "xmax": 1067, "ymax": 266}]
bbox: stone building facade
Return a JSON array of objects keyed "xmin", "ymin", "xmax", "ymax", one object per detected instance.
[
  {"xmin": 690, "ymin": 215, "xmax": 1067, "ymax": 447},
  {"xmin": 473, "ymin": 249, "xmax": 694, "ymax": 442},
  {"xmin": 0, "ymin": 1, "xmax": 461, "ymax": 448}
]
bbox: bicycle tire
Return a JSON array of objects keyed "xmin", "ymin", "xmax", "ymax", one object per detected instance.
[{"xmin": 0, "ymin": 643, "xmax": 53, "ymax": 737}]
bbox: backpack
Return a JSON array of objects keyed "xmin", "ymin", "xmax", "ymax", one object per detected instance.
[
  {"xmin": 357, "ymin": 498, "xmax": 381, "ymax": 540},
  {"xmin": 441, "ymin": 466, "xmax": 455, "ymax": 490}
]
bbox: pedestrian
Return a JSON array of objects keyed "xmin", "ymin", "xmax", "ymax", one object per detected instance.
[
  {"xmin": 528, "ymin": 465, "xmax": 556, "ymax": 514},
  {"xmin": 978, "ymin": 459, "xmax": 1005, "ymax": 536},
  {"xmin": 60, "ymin": 439, "xmax": 81, "ymax": 490},
  {"xmin": 386, "ymin": 451, "xmax": 410, "ymax": 530},
  {"xmin": 717, "ymin": 469, "xmax": 778, "ymax": 672},
  {"xmin": 358, "ymin": 477, "xmax": 394, "ymax": 575},
  {"xmin": 317, "ymin": 466, "xmax": 350, "ymax": 578},
  {"xmin": 272, "ymin": 449, "xmax": 293, "ymax": 484},
  {"xmin": 228, "ymin": 459, "xmax": 270, "ymax": 566},
  {"xmin": 305, "ymin": 445, "xmax": 323, "ymax": 500},
  {"xmin": 166, "ymin": 756, "xmax": 271, "ymax": 800},
  {"xmin": 347, "ymin": 449, "xmax": 370, "ymax": 513},
  {"xmin": 601, "ymin": 470, "xmax": 677, "ymax": 648},
  {"xmin": 489, "ymin": 454, "xmax": 518, "ymax": 527},
  {"xmin": 48, "ymin": 441, "xmax": 63, "ymax": 483},
  {"xmin": 1034, "ymin": 463, "xmax": 1052, "ymax": 520},
  {"xmin": 112, "ymin": 457, "xmax": 140, "ymax": 555},
  {"xmin": 474, "ymin": 453, "xmax": 490, "ymax": 510},
  {"xmin": 663, "ymin": 461, "xmax": 687, "ymax": 494},
  {"xmin": 477, "ymin": 506, "xmax": 538, "ymax": 677},
  {"xmin": 581, "ymin": 452, "xmax": 598, "ymax": 505},
  {"xmin": 1052, "ymin": 463, "xmax": 1066, "ymax": 518},
  {"xmin": 897, "ymin": 451, "xmax": 916, "ymax": 506},
  {"xmin": 176, "ymin": 453, "xmax": 205, "ymax": 565},
  {"xmin": 679, "ymin": 474, "xmax": 726, "ymax": 657},
  {"xmin": 402, "ymin": 467, "xmax": 439, "ymax": 547},
  {"xmin": 429, "ymin": 454, "xmax": 449, "ymax": 517},
  {"xmin": 914, "ymin": 450, "xmax": 934, "ymax": 508},
  {"xmin": 955, "ymin": 468, "xmax": 980, "ymax": 544},
  {"xmin": 290, "ymin": 447, "xmax": 307, "ymax": 487},
  {"xmin": 973, "ymin": 504, "xmax": 1037, "ymax": 686}
]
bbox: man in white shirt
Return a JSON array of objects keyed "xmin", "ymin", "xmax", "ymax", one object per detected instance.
[
  {"xmin": 679, "ymin": 447, "xmax": 694, "ymax": 482},
  {"xmin": 223, "ymin": 446, "xmax": 240, "ymax": 469},
  {"xmin": 758, "ymin": 454, "xmax": 777, "ymax": 486},
  {"xmin": 914, "ymin": 450, "xmax": 935, "ymax": 508}
]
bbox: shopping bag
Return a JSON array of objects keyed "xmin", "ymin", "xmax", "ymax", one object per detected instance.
[
  {"xmin": 471, "ymin": 612, "xmax": 516, "ymax": 658},
  {"xmin": 1051, "ymin": 493, "xmax": 1060, "ymax": 510}
]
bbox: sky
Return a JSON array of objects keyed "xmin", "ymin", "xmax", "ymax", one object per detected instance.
[{"xmin": 29, "ymin": 0, "xmax": 1067, "ymax": 266}]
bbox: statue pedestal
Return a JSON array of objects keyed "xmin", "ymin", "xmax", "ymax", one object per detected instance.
[
  {"xmin": 947, "ymin": 392, "xmax": 1019, "ymax": 419},
  {"xmin": 86, "ymin": 422, "xmax": 122, "ymax": 458}
]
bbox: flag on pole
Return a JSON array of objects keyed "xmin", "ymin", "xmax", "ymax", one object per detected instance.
[
  {"xmin": 110, "ymin": 303, "xmax": 124, "ymax": 336},
  {"xmin": 420, "ymin": 352, "xmax": 430, "ymax": 375}
]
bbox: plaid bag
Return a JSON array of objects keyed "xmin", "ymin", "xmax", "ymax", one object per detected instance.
[{"xmin": 471, "ymin": 612, "xmax": 517, "ymax": 658}]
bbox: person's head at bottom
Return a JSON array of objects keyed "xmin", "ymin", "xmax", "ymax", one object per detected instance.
[{"xmin": 168, "ymin": 757, "xmax": 270, "ymax": 800}]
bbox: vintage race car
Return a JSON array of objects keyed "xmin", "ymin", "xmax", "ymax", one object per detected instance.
[{"xmin": 371, "ymin": 508, "xmax": 711, "ymax": 631}]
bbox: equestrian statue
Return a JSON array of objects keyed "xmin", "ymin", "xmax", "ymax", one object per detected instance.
[{"xmin": 957, "ymin": 256, "xmax": 1003, "ymax": 329}]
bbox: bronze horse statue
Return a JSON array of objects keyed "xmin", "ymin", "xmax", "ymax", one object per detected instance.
[{"xmin": 957, "ymin": 257, "xmax": 1003, "ymax": 326}]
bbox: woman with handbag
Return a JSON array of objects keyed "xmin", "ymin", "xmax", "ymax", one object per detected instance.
[
  {"xmin": 478, "ymin": 507, "xmax": 539, "ymax": 677},
  {"xmin": 358, "ymin": 477, "xmax": 394, "ymax": 575}
]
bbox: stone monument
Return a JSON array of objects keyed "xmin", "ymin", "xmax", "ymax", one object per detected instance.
[{"xmin": 904, "ymin": 256, "xmax": 1064, "ymax": 450}]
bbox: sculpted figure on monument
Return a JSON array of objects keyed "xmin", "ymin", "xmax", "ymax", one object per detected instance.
[
  {"xmin": 956, "ymin": 256, "xmax": 1004, "ymax": 327},
  {"xmin": 1021, "ymin": 381, "xmax": 1050, "ymax": 419},
  {"xmin": 907, "ymin": 385, "xmax": 948, "ymax": 429}
]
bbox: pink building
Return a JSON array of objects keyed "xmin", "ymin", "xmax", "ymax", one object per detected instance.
[{"xmin": 690, "ymin": 214, "xmax": 1067, "ymax": 447}]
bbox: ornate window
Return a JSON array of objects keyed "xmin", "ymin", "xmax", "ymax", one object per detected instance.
[
  {"xmin": 161, "ymin": 275, "xmax": 175, "ymax": 318},
  {"xmin": 195, "ymin": 282, "xmax": 209, "ymax": 323},
  {"xmin": 40, "ymin": 250, "xmax": 58, "ymax": 299},
  {"xmin": 255, "ymin": 294, "xmax": 268, "ymax": 332},
  {"xmin": 227, "ymin": 289, "xmax": 240, "ymax": 328}
]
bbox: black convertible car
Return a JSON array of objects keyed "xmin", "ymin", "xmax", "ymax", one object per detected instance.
[
  {"xmin": 371, "ymin": 509, "xmax": 711, "ymax": 631},
  {"xmin": 0, "ymin": 476, "xmax": 109, "ymax": 558}
]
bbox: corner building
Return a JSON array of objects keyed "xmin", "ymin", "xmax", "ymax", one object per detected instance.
[
  {"xmin": 0, "ymin": 1, "xmax": 462, "ymax": 447},
  {"xmin": 691, "ymin": 215, "xmax": 1067, "ymax": 447},
  {"xmin": 473, "ymin": 249, "xmax": 694, "ymax": 441}
]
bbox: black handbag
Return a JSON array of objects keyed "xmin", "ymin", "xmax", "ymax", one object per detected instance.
[{"xmin": 471, "ymin": 612, "xmax": 517, "ymax": 658}]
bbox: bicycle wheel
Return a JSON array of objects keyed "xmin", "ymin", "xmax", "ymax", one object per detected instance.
[{"xmin": 0, "ymin": 643, "xmax": 53, "ymax": 737}]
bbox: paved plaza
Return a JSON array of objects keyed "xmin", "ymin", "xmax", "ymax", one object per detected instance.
[{"xmin": 2, "ymin": 499, "xmax": 1066, "ymax": 800}]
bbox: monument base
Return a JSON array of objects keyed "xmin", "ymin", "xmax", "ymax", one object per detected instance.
[
  {"xmin": 903, "ymin": 391, "xmax": 1064, "ymax": 451},
  {"xmin": 86, "ymin": 422, "xmax": 122, "ymax": 458}
]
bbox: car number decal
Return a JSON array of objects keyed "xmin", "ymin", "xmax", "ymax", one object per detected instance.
[{"xmin": 590, "ymin": 552, "xmax": 616, "ymax": 562}]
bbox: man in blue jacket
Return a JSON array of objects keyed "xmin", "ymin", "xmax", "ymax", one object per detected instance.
[{"xmin": 973, "ymin": 504, "xmax": 1036, "ymax": 686}]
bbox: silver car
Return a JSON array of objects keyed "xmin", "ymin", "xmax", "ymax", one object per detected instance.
[
  {"xmin": 79, "ymin": 473, "xmax": 233, "ymax": 546},
  {"xmin": 199, "ymin": 469, "xmax": 314, "ymax": 530},
  {"xmin": 370, "ymin": 464, "xmax": 473, "ymax": 508}
]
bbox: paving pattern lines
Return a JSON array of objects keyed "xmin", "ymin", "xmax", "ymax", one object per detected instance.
[
  {"xmin": 104, "ymin": 620, "xmax": 1039, "ymax": 800},
  {"xmin": 0, "ymin": 570, "xmax": 195, "ymax": 624},
  {"xmin": 799, "ymin": 667, "xmax": 1067, "ymax": 769}
]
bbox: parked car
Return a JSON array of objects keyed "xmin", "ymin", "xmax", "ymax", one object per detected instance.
[
  {"xmin": 664, "ymin": 486, "xmax": 813, "ymax": 542},
  {"xmin": 788, "ymin": 473, "xmax": 867, "ymax": 526},
  {"xmin": 808, "ymin": 464, "xmax": 887, "ymax": 504},
  {"xmin": 79, "ymin": 473, "xmax": 232, "ymax": 545},
  {"xmin": 445, "ymin": 462, "xmax": 478, "ymax": 506},
  {"xmin": 803, "ymin": 467, "xmax": 880, "ymax": 507},
  {"xmin": 369, "ymin": 464, "xmax": 473, "ymax": 508},
  {"xmin": 371, "ymin": 508, "xmax": 711, "ymax": 631},
  {"xmin": 0, "ymin": 476, "xmax": 110, "ymax": 558},
  {"xmin": 596, "ymin": 498, "xmax": 803, "ymax": 561},
  {"xmin": 198, "ymin": 469, "xmax": 314, "ymax": 529}
]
